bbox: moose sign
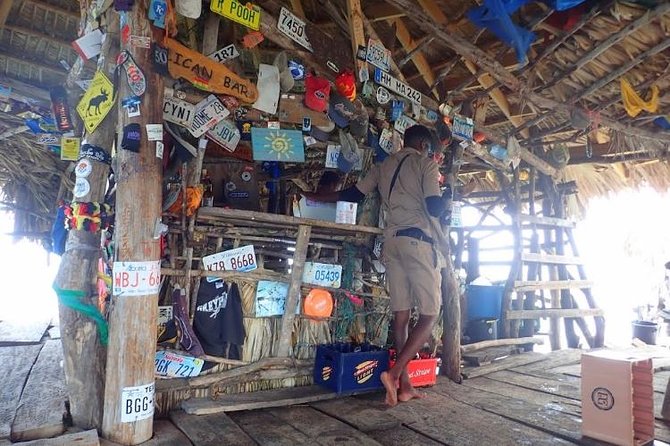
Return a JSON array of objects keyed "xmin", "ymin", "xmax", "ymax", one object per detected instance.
[{"xmin": 77, "ymin": 70, "xmax": 115, "ymax": 133}]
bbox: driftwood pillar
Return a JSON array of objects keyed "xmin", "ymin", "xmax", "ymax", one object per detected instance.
[
  {"xmin": 101, "ymin": 4, "xmax": 163, "ymax": 444},
  {"xmin": 52, "ymin": 8, "xmax": 118, "ymax": 430}
]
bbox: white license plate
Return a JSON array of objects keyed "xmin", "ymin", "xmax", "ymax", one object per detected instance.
[
  {"xmin": 452, "ymin": 114, "xmax": 474, "ymax": 140},
  {"xmin": 278, "ymin": 7, "xmax": 313, "ymax": 52},
  {"xmin": 190, "ymin": 95, "xmax": 230, "ymax": 137},
  {"xmin": 303, "ymin": 262, "xmax": 342, "ymax": 288},
  {"xmin": 374, "ymin": 68, "xmax": 422, "ymax": 105},
  {"xmin": 154, "ymin": 351, "xmax": 204, "ymax": 378},
  {"xmin": 208, "ymin": 43, "xmax": 240, "ymax": 63},
  {"xmin": 206, "ymin": 119, "xmax": 240, "ymax": 152},
  {"xmin": 163, "ymin": 96, "xmax": 195, "ymax": 127},
  {"xmin": 202, "ymin": 245, "xmax": 258, "ymax": 281},
  {"xmin": 366, "ymin": 38, "xmax": 391, "ymax": 72},
  {"xmin": 394, "ymin": 115, "xmax": 417, "ymax": 135}
]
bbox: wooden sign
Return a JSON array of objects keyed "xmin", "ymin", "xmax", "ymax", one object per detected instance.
[
  {"xmin": 374, "ymin": 68, "xmax": 421, "ymax": 105},
  {"xmin": 210, "ymin": 0, "xmax": 261, "ymax": 30},
  {"xmin": 277, "ymin": 94, "xmax": 331, "ymax": 127},
  {"xmin": 165, "ymin": 38, "xmax": 258, "ymax": 103},
  {"xmin": 251, "ymin": 127, "xmax": 304, "ymax": 162},
  {"xmin": 76, "ymin": 70, "xmax": 115, "ymax": 133}
]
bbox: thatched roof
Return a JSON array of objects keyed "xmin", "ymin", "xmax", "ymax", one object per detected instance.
[{"xmin": 1, "ymin": 0, "xmax": 669, "ymax": 236}]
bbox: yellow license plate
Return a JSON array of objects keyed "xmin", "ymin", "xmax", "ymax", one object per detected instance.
[{"xmin": 210, "ymin": 0, "xmax": 261, "ymax": 30}]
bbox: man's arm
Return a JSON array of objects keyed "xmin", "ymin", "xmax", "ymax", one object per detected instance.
[
  {"xmin": 302, "ymin": 185, "xmax": 366, "ymax": 203},
  {"xmin": 422, "ymin": 160, "xmax": 451, "ymax": 219}
]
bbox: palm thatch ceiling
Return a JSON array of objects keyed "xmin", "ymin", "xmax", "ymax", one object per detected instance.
[{"xmin": 0, "ymin": 0, "xmax": 669, "ymax": 235}]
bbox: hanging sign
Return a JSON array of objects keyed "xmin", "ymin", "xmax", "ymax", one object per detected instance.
[
  {"xmin": 120, "ymin": 383, "xmax": 154, "ymax": 423},
  {"xmin": 366, "ymin": 39, "xmax": 391, "ymax": 72},
  {"xmin": 251, "ymin": 127, "xmax": 305, "ymax": 162},
  {"xmin": 190, "ymin": 95, "xmax": 230, "ymax": 137},
  {"xmin": 154, "ymin": 351, "xmax": 204, "ymax": 378},
  {"xmin": 166, "ymin": 38, "xmax": 258, "ymax": 103},
  {"xmin": 208, "ymin": 43, "xmax": 240, "ymax": 63},
  {"xmin": 73, "ymin": 177, "xmax": 90, "ymax": 198},
  {"xmin": 163, "ymin": 96, "xmax": 195, "ymax": 127},
  {"xmin": 60, "ymin": 137, "xmax": 81, "ymax": 161},
  {"xmin": 75, "ymin": 158, "xmax": 93, "ymax": 178},
  {"xmin": 394, "ymin": 115, "xmax": 417, "ymax": 135},
  {"xmin": 36, "ymin": 134, "xmax": 60, "ymax": 145},
  {"xmin": 303, "ymin": 262, "xmax": 342, "ymax": 288},
  {"xmin": 50, "ymin": 86, "xmax": 75, "ymax": 132},
  {"xmin": 206, "ymin": 119, "xmax": 240, "ymax": 152},
  {"xmin": 202, "ymin": 245, "xmax": 258, "ymax": 274},
  {"xmin": 112, "ymin": 260, "xmax": 161, "ymax": 297},
  {"xmin": 452, "ymin": 114, "xmax": 474, "ymax": 141},
  {"xmin": 76, "ymin": 71, "xmax": 115, "ymax": 133},
  {"xmin": 374, "ymin": 68, "xmax": 421, "ymax": 105},
  {"xmin": 210, "ymin": 0, "xmax": 261, "ymax": 30},
  {"xmin": 278, "ymin": 7, "xmax": 313, "ymax": 52}
]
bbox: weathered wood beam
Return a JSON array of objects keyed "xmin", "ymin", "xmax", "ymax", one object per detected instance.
[
  {"xmin": 24, "ymin": 0, "xmax": 80, "ymax": 19},
  {"xmin": 0, "ymin": 125, "xmax": 28, "ymax": 140},
  {"xmin": 289, "ymin": 0, "xmax": 305, "ymax": 17},
  {"xmin": 362, "ymin": 3, "xmax": 405, "ymax": 22},
  {"xmin": 0, "ymin": 50, "xmax": 66, "ymax": 76},
  {"xmin": 387, "ymin": 0, "xmax": 670, "ymax": 143},
  {"xmin": 0, "ymin": 0, "xmax": 13, "ymax": 28},
  {"xmin": 398, "ymin": 35, "xmax": 434, "ymax": 68},
  {"xmin": 345, "ymin": 0, "xmax": 368, "ymax": 77},
  {"xmin": 3, "ymin": 24, "xmax": 74, "ymax": 48},
  {"xmin": 541, "ymin": 2, "xmax": 670, "ymax": 91}
]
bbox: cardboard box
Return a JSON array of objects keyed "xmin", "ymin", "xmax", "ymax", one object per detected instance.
[
  {"xmin": 581, "ymin": 350, "xmax": 654, "ymax": 446},
  {"xmin": 314, "ymin": 343, "xmax": 389, "ymax": 394}
]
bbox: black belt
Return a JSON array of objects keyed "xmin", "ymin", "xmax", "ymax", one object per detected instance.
[{"xmin": 395, "ymin": 228, "xmax": 433, "ymax": 244}]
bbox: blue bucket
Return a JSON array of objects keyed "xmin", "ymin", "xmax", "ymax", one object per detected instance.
[{"xmin": 466, "ymin": 285, "xmax": 504, "ymax": 321}]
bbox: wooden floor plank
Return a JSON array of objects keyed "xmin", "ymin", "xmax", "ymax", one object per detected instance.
[
  {"xmin": 510, "ymin": 349, "xmax": 583, "ymax": 374},
  {"xmin": 229, "ymin": 410, "xmax": 312, "ymax": 445},
  {"xmin": 485, "ymin": 370, "xmax": 581, "ymax": 400},
  {"xmin": 170, "ymin": 410, "xmax": 254, "ymax": 446},
  {"xmin": 366, "ymin": 426, "xmax": 444, "ymax": 446},
  {"xmin": 0, "ymin": 344, "xmax": 42, "ymax": 439},
  {"xmin": 182, "ymin": 385, "xmax": 336, "ymax": 414},
  {"xmin": 268, "ymin": 406, "xmax": 383, "ymax": 446},
  {"xmin": 100, "ymin": 420, "xmax": 191, "ymax": 446},
  {"xmin": 0, "ymin": 320, "xmax": 50, "ymax": 345},
  {"xmin": 310, "ymin": 396, "xmax": 400, "ymax": 432},
  {"xmin": 462, "ymin": 351, "xmax": 547, "ymax": 378},
  {"xmin": 11, "ymin": 340, "xmax": 67, "ymax": 442},
  {"xmin": 9, "ymin": 429, "xmax": 98, "ymax": 445}
]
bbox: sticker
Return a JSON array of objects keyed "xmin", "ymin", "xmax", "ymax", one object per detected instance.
[
  {"xmin": 452, "ymin": 114, "xmax": 474, "ymax": 141},
  {"xmin": 302, "ymin": 262, "xmax": 342, "ymax": 288},
  {"xmin": 76, "ymin": 70, "xmax": 115, "ymax": 133},
  {"xmin": 73, "ymin": 177, "xmax": 90, "ymax": 198},
  {"xmin": 366, "ymin": 38, "xmax": 391, "ymax": 72},
  {"xmin": 190, "ymin": 95, "xmax": 229, "ymax": 137},
  {"xmin": 208, "ymin": 43, "xmax": 240, "ymax": 63},
  {"xmin": 374, "ymin": 68, "xmax": 421, "ymax": 105},
  {"xmin": 591, "ymin": 387, "xmax": 614, "ymax": 411},
  {"xmin": 152, "ymin": 43, "xmax": 169, "ymax": 76},
  {"xmin": 36, "ymin": 134, "xmax": 60, "ymax": 145},
  {"xmin": 277, "ymin": 7, "xmax": 313, "ymax": 52},
  {"xmin": 130, "ymin": 35, "xmax": 151, "ymax": 48},
  {"xmin": 127, "ymin": 102, "xmax": 140, "ymax": 117},
  {"xmin": 163, "ymin": 96, "xmax": 195, "ymax": 127},
  {"xmin": 268, "ymin": 121, "xmax": 280, "ymax": 130},
  {"xmin": 210, "ymin": 0, "xmax": 261, "ymax": 30},
  {"xmin": 202, "ymin": 244, "xmax": 257, "ymax": 277},
  {"xmin": 75, "ymin": 158, "xmax": 93, "ymax": 178},
  {"xmin": 302, "ymin": 117, "xmax": 311, "ymax": 132},
  {"xmin": 354, "ymin": 360, "xmax": 378, "ymax": 384},
  {"xmin": 154, "ymin": 351, "xmax": 204, "ymax": 378},
  {"xmin": 251, "ymin": 127, "xmax": 305, "ymax": 162},
  {"xmin": 303, "ymin": 135, "xmax": 317, "ymax": 146},
  {"xmin": 376, "ymin": 86, "xmax": 390, "ymax": 105},
  {"xmin": 206, "ymin": 119, "xmax": 240, "ymax": 152},
  {"xmin": 112, "ymin": 260, "xmax": 161, "ymax": 297},
  {"xmin": 325, "ymin": 144, "xmax": 363, "ymax": 170},
  {"xmin": 117, "ymin": 50, "xmax": 146, "ymax": 97},
  {"xmin": 394, "ymin": 115, "xmax": 417, "ymax": 135},
  {"xmin": 120, "ymin": 383, "xmax": 154, "ymax": 423},
  {"xmin": 156, "ymin": 141, "xmax": 164, "ymax": 159},
  {"xmin": 146, "ymin": 124, "xmax": 163, "ymax": 141},
  {"xmin": 241, "ymin": 171, "xmax": 252, "ymax": 182},
  {"xmin": 72, "ymin": 29, "xmax": 104, "ymax": 60},
  {"xmin": 158, "ymin": 305, "xmax": 172, "ymax": 325},
  {"xmin": 148, "ymin": 0, "xmax": 167, "ymax": 28},
  {"xmin": 61, "ymin": 137, "xmax": 81, "ymax": 161}
]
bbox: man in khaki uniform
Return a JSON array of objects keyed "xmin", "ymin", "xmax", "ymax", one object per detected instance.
[{"xmin": 305, "ymin": 125, "xmax": 450, "ymax": 406}]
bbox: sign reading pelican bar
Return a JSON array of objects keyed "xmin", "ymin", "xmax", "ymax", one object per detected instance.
[
  {"xmin": 113, "ymin": 260, "xmax": 161, "ymax": 297},
  {"xmin": 374, "ymin": 68, "xmax": 421, "ymax": 105},
  {"xmin": 121, "ymin": 383, "xmax": 154, "ymax": 423}
]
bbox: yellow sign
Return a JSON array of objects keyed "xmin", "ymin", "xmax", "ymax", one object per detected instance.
[
  {"xmin": 60, "ymin": 137, "xmax": 81, "ymax": 161},
  {"xmin": 210, "ymin": 0, "xmax": 261, "ymax": 30},
  {"xmin": 76, "ymin": 71, "xmax": 114, "ymax": 134}
]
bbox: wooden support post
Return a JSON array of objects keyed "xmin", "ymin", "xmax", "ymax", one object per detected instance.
[
  {"xmin": 345, "ymin": 0, "xmax": 368, "ymax": 79},
  {"xmin": 277, "ymin": 225, "xmax": 311, "ymax": 357},
  {"xmin": 662, "ymin": 377, "xmax": 670, "ymax": 420},
  {"xmin": 388, "ymin": 17, "xmax": 438, "ymax": 98},
  {"xmin": 52, "ymin": 7, "xmax": 117, "ymax": 431},
  {"xmin": 0, "ymin": 0, "xmax": 13, "ymax": 28},
  {"xmin": 101, "ymin": 5, "xmax": 163, "ymax": 444}
]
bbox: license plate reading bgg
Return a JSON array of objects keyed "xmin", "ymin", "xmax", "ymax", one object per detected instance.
[{"xmin": 278, "ymin": 7, "xmax": 313, "ymax": 52}]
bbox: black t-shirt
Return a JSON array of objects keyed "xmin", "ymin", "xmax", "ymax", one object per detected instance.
[{"xmin": 193, "ymin": 279, "xmax": 245, "ymax": 358}]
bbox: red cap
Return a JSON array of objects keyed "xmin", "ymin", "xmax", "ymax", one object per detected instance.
[{"xmin": 304, "ymin": 73, "xmax": 331, "ymax": 112}]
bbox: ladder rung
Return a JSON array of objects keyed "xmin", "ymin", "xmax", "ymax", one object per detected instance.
[
  {"xmin": 521, "ymin": 253, "xmax": 584, "ymax": 265},
  {"xmin": 506, "ymin": 308, "xmax": 604, "ymax": 319},
  {"xmin": 514, "ymin": 280, "xmax": 593, "ymax": 292},
  {"xmin": 519, "ymin": 215, "xmax": 575, "ymax": 228}
]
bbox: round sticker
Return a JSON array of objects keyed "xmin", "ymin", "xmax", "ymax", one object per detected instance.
[
  {"xmin": 75, "ymin": 158, "xmax": 93, "ymax": 178},
  {"xmin": 73, "ymin": 177, "xmax": 91, "ymax": 198},
  {"xmin": 376, "ymin": 86, "xmax": 391, "ymax": 105},
  {"xmin": 225, "ymin": 181, "xmax": 237, "ymax": 192},
  {"xmin": 241, "ymin": 171, "xmax": 252, "ymax": 182},
  {"xmin": 591, "ymin": 387, "xmax": 614, "ymax": 411}
]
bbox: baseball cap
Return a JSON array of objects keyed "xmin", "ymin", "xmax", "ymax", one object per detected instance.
[
  {"xmin": 349, "ymin": 99, "xmax": 369, "ymax": 138},
  {"xmin": 304, "ymin": 73, "xmax": 330, "ymax": 112},
  {"xmin": 335, "ymin": 69, "xmax": 356, "ymax": 101},
  {"xmin": 311, "ymin": 118, "xmax": 335, "ymax": 142},
  {"xmin": 329, "ymin": 91, "xmax": 356, "ymax": 128}
]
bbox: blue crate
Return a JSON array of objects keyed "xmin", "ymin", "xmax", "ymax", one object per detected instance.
[{"xmin": 313, "ymin": 343, "xmax": 389, "ymax": 394}]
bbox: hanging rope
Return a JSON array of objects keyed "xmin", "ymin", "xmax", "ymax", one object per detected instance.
[{"xmin": 53, "ymin": 287, "xmax": 109, "ymax": 346}]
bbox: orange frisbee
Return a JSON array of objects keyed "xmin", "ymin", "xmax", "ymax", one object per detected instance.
[{"xmin": 304, "ymin": 289, "xmax": 334, "ymax": 318}]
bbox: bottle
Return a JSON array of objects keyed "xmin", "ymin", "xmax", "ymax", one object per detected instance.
[{"xmin": 201, "ymin": 169, "xmax": 214, "ymax": 207}]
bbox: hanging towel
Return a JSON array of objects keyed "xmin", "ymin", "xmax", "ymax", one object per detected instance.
[{"xmin": 620, "ymin": 78, "xmax": 660, "ymax": 117}]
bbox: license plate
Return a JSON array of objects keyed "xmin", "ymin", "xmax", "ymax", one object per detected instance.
[
  {"xmin": 278, "ymin": 7, "xmax": 313, "ymax": 52},
  {"xmin": 366, "ymin": 38, "xmax": 390, "ymax": 72},
  {"xmin": 210, "ymin": 0, "xmax": 261, "ymax": 30},
  {"xmin": 303, "ymin": 262, "xmax": 342, "ymax": 288},
  {"xmin": 154, "ymin": 351, "xmax": 204, "ymax": 378},
  {"xmin": 452, "ymin": 114, "xmax": 474, "ymax": 141},
  {"xmin": 208, "ymin": 43, "xmax": 240, "ymax": 63},
  {"xmin": 36, "ymin": 134, "xmax": 60, "ymax": 145},
  {"xmin": 324, "ymin": 144, "xmax": 363, "ymax": 170},
  {"xmin": 393, "ymin": 115, "xmax": 417, "ymax": 135},
  {"xmin": 202, "ymin": 245, "xmax": 258, "ymax": 281},
  {"xmin": 374, "ymin": 68, "xmax": 422, "ymax": 105},
  {"xmin": 163, "ymin": 96, "xmax": 194, "ymax": 127},
  {"xmin": 190, "ymin": 95, "xmax": 229, "ymax": 137},
  {"xmin": 206, "ymin": 119, "xmax": 240, "ymax": 152}
]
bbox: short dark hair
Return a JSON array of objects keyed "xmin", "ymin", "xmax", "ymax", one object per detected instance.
[
  {"xmin": 318, "ymin": 171, "xmax": 340, "ymax": 189},
  {"xmin": 403, "ymin": 125, "xmax": 433, "ymax": 151}
]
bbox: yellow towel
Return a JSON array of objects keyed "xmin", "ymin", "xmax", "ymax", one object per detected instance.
[{"xmin": 621, "ymin": 78, "xmax": 660, "ymax": 117}]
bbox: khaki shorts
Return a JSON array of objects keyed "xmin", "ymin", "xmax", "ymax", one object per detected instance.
[{"xmin": 382, "ymin": 236, "xmax": 441, "ymax": 315}]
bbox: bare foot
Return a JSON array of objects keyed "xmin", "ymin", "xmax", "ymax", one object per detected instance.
[
  {"xmin": 398, "ymin": 387, "xmax": 426, "ymax": 402},
  {"xmin": 380, "ymin": 372, "xmax": 398, "ymax": 407}
]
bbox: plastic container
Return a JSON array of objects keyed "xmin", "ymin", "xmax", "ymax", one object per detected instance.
[
  {"xmin": 632, "ymin": 320, "xmax": 658, "ymax": 345},
  {"xmin": 389, "ymin": 357, "xmax": 438, "ymax": 387},
  {"xmin": 314, "ymin": 343, "xmax": 389, "ymax": 394},
  {"xmin": 466, "ymin": 285, "xmax": 504, "ymax": 321},
  {"xmin": 465, "ymin": 319, "xmax": 498, "ymax": 343}
]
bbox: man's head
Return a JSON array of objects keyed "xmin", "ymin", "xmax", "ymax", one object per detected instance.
[
  {"xmin": 317, "ymin": 171, "xmax": 341, "ymax": 193},
  {"xmin": 404, "ymin": 124, "xmax": 434, "ymax": 154}
]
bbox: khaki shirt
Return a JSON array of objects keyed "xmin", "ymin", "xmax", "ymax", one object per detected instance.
[{"xmin": 357, "ymin": 147, "xmax": 441, "ymax": 238}]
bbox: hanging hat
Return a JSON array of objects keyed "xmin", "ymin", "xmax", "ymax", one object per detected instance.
[
  {"xmin": 337, "ymin": 129, "xmax": 360, "ymax": 173},
  {"xmin": 349, "ymin": 100, "xmax": 369, "ymax": 138},
  {"xmin": 175, "ymin": 0, "xmax": 201, "ymax": 18},
  {"xmin": 303, "ymin": 289, "xmax": 333, "ymax": 318},
  {"xmin": 304, "ymin": 73, "xmax": 331, "ymax": 112},
  {"xmin": 335, "ymin": 69, "xmax": 356, "ymax": 101},
  {"xmin": 329, "ymin": 92, "xmax": 356, "ymax": 128},
  {"xmin": 273, "ymin": 51, "xmax": 295, "ymax": 93},
  {"xmin": 310, "ymin": 118, "xmax": 335, "ymax": 142}
]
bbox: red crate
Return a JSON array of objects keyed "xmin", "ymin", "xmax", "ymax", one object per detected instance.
[{"xmin": 389, "ymin": 358, "xmax": 438, "ymax": 387}]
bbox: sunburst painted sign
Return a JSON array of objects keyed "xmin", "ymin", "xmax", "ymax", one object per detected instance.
[{"xmin": 251, "ymin": 127, "xmax": 304, "ymax": 162}]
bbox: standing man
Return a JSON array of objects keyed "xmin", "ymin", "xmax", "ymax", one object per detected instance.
[{"xmin": 304, "ymin": 125, "xmax": 450, "ymax": 406}]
